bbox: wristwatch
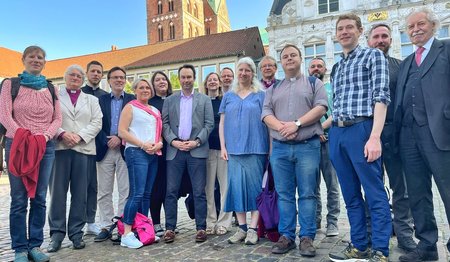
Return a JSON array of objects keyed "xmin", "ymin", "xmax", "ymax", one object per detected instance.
[
  {"xmin": 294, "ymin": 119, "xmax": 302, "ymax": 129},
  {"xmin": 195, "ymin": 138, "xmax": 201, "ymax": 147}
]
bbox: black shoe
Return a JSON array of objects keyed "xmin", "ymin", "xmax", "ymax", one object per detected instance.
[
  {"xmin": 397, "ymin": 236, "xmax": 417, "ymax": 252},
  {"xmin": 399, "ymin": 248, "xmax": 438, "ymax": 262},
  {"xmin": 72, "ymin": 239, "xmax": 86, "ymax": 250},
  {"xmin": 272, "ymin": 235, "xmax": 296, "ymax": 254},
  {"xmin": 94, "ymin": 228, "xmax": 112, "ymax": 242},
  {"xmin": 47, "ymin": 239, "xmax": 62, "ymax": 253}
]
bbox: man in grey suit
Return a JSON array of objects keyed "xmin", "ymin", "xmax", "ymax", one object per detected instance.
[
  {"xmin": 162, "ymin": 64, "xmax": 214, "ymax": 244},
  {"xmin": 394, "ymin": 8, "xmax": 450, "ymax": 262}
]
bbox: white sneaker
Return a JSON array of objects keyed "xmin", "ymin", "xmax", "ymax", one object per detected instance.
[
  {"xmin": 121, "ymin": 232, "xmax": 143, "ymax": 249},
  {"xmin": 85, "ymin": 223, "xmax": 101, "ymax": 235}
]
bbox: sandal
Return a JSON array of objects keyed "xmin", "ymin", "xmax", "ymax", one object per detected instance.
[{"xmin": 216, "ymin": 226, "xmax": 228, "ymax": 235}]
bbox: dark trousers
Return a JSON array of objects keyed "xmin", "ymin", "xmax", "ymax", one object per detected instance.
[
  {"xmin": 86, "ymin": 155, "xmax": 97, "ymax": 223},
  {"xmin": 382, "ymin": 143, "xmax": 414, "ymax": 239},
  {"xmin": 165, "ymin": 151, "xmax": 207, "ymax": 231},
  {"xmin": 329, "ymin": 120, "xmax": 392, "ymax": 256},
  {"xmin": 48, "ymin": 149, "xmax": 89, "ymax": 242},
  {"xmin": 149, "ymin": 155, "xmax": 167, "ymax": 224},
  {"xmin": 5, "ymin": 139, "xmax": 55, "ymax": 253},
  {"xmin": 400, "ymin": 123, "xmax": 450, "ymax": 251}
]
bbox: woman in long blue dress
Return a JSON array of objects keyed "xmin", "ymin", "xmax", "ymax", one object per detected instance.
[{"xmin": 219, "ymin": 57, "xmax": 269, "ymax": 245}]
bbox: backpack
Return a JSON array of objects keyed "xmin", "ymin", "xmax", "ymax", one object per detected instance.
[
  {"xmin": 0, "ymin": 77, "xmax": 57, "ymax": 145},
  {"xmin": 111, "ymin": 213, "xmax": 156, "ymax": 246}
]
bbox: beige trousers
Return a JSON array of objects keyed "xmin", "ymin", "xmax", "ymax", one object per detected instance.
[
  {"xmin": 205, "ymin": 149, "xmax": 232, "ymax": 229},
  {"xmin": 97, "ymin": 148, "xmax": 129, "ymax": 228}
]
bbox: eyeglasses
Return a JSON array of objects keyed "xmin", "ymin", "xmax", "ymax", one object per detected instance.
[
  {"xmin": 110, "ymin": 76, "xmax": 125, "ymax": 80},
  {"xmin": 69, "ymin": 73, "xmax": 83, "ymax": 79}
]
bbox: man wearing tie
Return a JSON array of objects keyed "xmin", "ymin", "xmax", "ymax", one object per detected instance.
[{"xmin": 394, "ymin": 7, "xmax": 450, "ymax": 262}]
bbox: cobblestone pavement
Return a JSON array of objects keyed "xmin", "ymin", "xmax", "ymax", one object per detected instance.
[{"xmin": 0, "ymin": 175, "xmax": 448, "ymax": 262}]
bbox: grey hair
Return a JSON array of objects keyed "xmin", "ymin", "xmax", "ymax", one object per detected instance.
[
  {"xmin": 131, "ymin": 78, "xmax": 155, "ymax": 98},
  {"xmin": 406, "ymin": 7, "xmax": 440, "ymax": 33},
  {"xmin": 231, "ymin": 57, "xmax": 263, "ymax": 93},
  {"xmin": 64, "ymin": 64, "xmax": 86, "ymax": 83},
  {"xmin": 259, "ymin": 55, "xmax": 277, "ymax": 69}
]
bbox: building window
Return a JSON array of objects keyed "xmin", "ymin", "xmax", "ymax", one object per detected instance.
[
  {"xmin": 168, "ymin": 0, "xmax": 174, "ymax": 12},
  {"xmin": 193, "ymin": 3, "xmax": 198, "ymax": 18},
  {"xmin": 158, "ymin": 24, "xmax": 164, "ymax": 42},
  {"xmin": 137, "ymin": 73, "xmax": 150, "ymax": 80},
  {"xmin": 318, "ymin": 0, "xmax": 339, "ymax": 14},
  {"xmin": 334, "ymin": 41, "xmax": 343, "ymax": 63},
  {"xmin": 169, "ymin": 21, "xmax": 175, "ymax": 39},
  {"xmin": 304, "ymin": 43, "xmax": 326, "ymax": 74},
  {"xmin": 438, "ymin": 24, "xmax": 450, "ymax": 39},
  {"xmin": 195, "ymin": 27, "xmax": 199, "ymax": 37},
  {"xmin": 400, "ymin": 31, "xmax": 413, "ymax": 59},
  {"xmin": 202, "ymin": 65, "xmax": 216, "ymax": 82},
  {"xmin": 157, "ymin": 1, "xmax": 163, "ymax": 14},
  {"xmin": 126, "ymin": 75, "xmax": 135, "ymax": 84},
  {"xmin": 187, "ymin": 0, "xmax": 192, "ymax": 13},
  {"xmin": 188, "ymin": 23, "xmax": 193, "ymax": 37},
  {"xmin": 205, "ymin": 26, "xmax": 210, "ymax": 35}
]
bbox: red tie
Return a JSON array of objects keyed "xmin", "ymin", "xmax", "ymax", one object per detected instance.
[{"xmin": 415, "ymin": 47, "xmax": 425, "ymax": 66}]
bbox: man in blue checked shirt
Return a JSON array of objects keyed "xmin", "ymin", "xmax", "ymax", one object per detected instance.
[{"xmin": 327, "ymin": 14, "xmax": 391, "ymax": 262}]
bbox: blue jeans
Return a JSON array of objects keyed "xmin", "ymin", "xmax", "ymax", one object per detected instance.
[
  {"xmin": 270, "ymin": 137, "xmax": 320, "ymax": 241},
  {"xmin": 5, "ymin": 138, "xmax": 55, "ymax": 253},
  {"xmin": 123, "ymin": 147, "xmax": 158, "ymax": 225},
  {"xmin": 329, "ymin": 120, "xmax": 392, "ymax": 256}
]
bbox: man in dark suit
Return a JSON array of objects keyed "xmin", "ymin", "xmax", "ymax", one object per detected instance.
[
  {"xmin": 94, "ymin": 66, "xmax": 135, "ymax": 242},
  {"xmin": 81, "ymin": 60, "xmax": 108, "ymax": 236},
  {"xmin": 162, "ymin": 64, "xmax": 214, "ymax": 243},
  {"xmin": 367, "ymin": 23, "xmax": 416, "ymax": 252},
  {"xmin": 394, "ymin": 8, "xmax": 450, "ymax": 262}
]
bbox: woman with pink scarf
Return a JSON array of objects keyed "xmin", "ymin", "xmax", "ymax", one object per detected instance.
[{"xmin": 118, "ymin": 78, "xmax": 163, "ymax": 249}]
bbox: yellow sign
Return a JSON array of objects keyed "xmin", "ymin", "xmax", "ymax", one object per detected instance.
[{"xmin": 368, "ymin": 11, "xmax": 388, "ymax": 22}]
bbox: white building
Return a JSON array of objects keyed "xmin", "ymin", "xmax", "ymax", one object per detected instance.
[{"xmin": 267, "ymin": 0, "xmax": 450, "ymax": 78}]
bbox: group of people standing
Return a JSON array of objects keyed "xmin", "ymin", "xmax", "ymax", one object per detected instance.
[{"xmin": 1, "ymin": 6, "xmax": 449, "ymax": 262}]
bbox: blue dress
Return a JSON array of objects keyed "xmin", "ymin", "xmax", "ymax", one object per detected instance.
[{"xmin": 219, "ymin": 90, "xmax": 269, "ymax": 212}]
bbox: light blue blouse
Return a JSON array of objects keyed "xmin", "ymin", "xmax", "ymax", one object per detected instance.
[{"xmin": 219, "ymin": 90, "xmax": 269, "ymax": 155}]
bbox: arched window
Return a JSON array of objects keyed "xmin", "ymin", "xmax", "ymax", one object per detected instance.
[
  {"xmin": 158, "ymin": 24, "xmax": 164, "ymax": 41},
  {"xmin": 169, "ymin": 21, "xmax": 175, "ymax": 39},
  {"xmin": 188, "ymin": 23, "xmax": 193, "ymax": 38},
  {"xmin": 193, "ymin": 3, "xmax": 198, "ymax": 18},
  {"xmin": 187, "ymin": 0, "xmax": 192, "ymax": 13},
  {"xmin": 157, "ymin": 0, "xmax": 162, "ymax": 14},
  {"xmin": 168, "ymin": 0, "xmax": 174, "ymax": 12}
]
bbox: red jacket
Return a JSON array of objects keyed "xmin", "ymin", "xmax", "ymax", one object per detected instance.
[{"xmin": 8, "ymin": 128, "xmax": 47, "ymax": 198}]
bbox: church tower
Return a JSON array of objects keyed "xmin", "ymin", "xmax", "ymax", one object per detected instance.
[{"xmin": 146, "ymin": 0, "xmax": 231, "ymax": 44}]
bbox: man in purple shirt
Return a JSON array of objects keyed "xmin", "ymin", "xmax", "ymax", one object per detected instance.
[{"xmin": 162, "ymin": 64, "xmax": 214, "ymax": 244}]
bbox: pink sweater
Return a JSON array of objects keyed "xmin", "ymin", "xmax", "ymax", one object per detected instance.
[{"xmin": 0, "ymin": 79, "xmax": 62, "ymax": 139}]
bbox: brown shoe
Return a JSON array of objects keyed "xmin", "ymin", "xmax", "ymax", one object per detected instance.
[
  {"xmin": 299, "ymin": 237, "xmax": 316, "ymax": 257},
  {"xmin": 163, "ymin": 230, "xmax": 176, "ymax": 243},
  {"xmin": 195, "ymin": 230, "xmax": 207, "ymax": 242}
]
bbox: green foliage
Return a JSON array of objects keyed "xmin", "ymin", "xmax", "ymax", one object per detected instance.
[
  {"xmin": 170, "ymin": 74, "xmax": 181, "ymax": 90},
  {"xmin": 124, "ymin": 81, "xmax": 134, "ymax": 94}
]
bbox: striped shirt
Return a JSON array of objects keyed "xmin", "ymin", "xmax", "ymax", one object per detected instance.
[{"xmin": 331, "ymin": 45, "xmax": 390, "ymax": 121}]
